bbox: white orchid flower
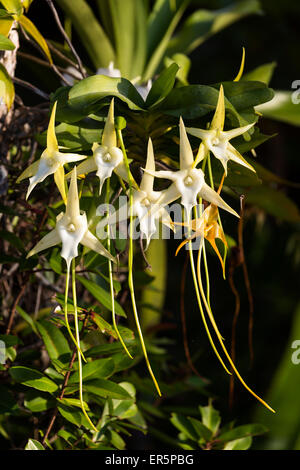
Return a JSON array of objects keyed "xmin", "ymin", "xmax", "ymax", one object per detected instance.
[
  {"xmin": 143, "ymin": 117, "xmax": 239, "ymax": 217},
  {"xmin": 27, "ymin": 166, "xmax": 116, "ymax": 270},
  {"xmin": 98, "ymin": 138, "xmax": 174, "ymax": 249},
  {"xmin": 17, "ymin": 102, "xmax": 86, "ymax": 202},
  {"xmin": 186, "ymin": 85, "xmax": 256, "ymax": 175},
  {"xmin": 76, "ymin": 99, "xmax": 128, "ymax": 194}
]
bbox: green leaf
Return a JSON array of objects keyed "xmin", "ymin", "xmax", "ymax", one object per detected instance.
[
  {"xmin": 55, "ymin": 0, "xmax": 115, "ymax": 69},
  {"xmin": 0, "ymin": 63, "xmax": 14, "ymax": 109},
  {"xmin": 164, "ymin": 53, "xmax": 191, "ymax": 85},
  {"xmin": 224, "ymin": 436, "xmax": 252, "ymax": 450},
  {"xmin": 25, "ymin": 439, "xmax": 45, "ymax": 450},
  {"xmin": 76, "ymin": 275, "xmax": 127, "ymax": 318},
  {"xmin": 144, "ymin": 0, "xmax": 188, "ymax": 81},
  {"xmin": 24, "ymin": 390, "xmax": 56, "ymax": 412},
  {"xmin": 219, "ymin": 81, "xmax": 274, "ymax": 113},
  {"xmin": 199, "ymin": 403, "xmax": 221, "ymax": 436},
  {"xmin": 243, "ymin": 62, "xmax": 277, "ymax": 86},
  {"xmin": 170, "ymin": 413, "xmax": 199, "ymax": 441},
  {"xmin": 0, "ymin": 32, "xmax": 14, "ymax": 50},
  {"xmin": 57, "ymin": 402, "xmax": 94, "ymax": 429},
  {"xmin": 166, "ymin": 0, "xmax": 262, "ymax": 56},
  {"xmin": 18, "ymin": 15, "xmax": 52, "ymax": 64},
  {"xmin": 244, "ymin": 185, "xmax": 300, "ymax": 222},
  {"xmin": 187, "ymin": 417, "xmax": 212, "ymax": 442},
  {"xmin": 36, "ymin": 319, "xmax": 71, "ymax": 362},
  {"xmin": 257, "ymin": 90, "xmax": 300, "ymax": 127},
  {"xmin": 218, "ymin": 423, "xmax": 267, "ymax": 442},
  {"xmin": 85, "ymin": 342, "xmax": 134, "ymax": 357},
  {"xmin": 68, "ymin": 75, "xmax": 145, "ymax": 112},
  {"xmin": 9, "ymin": 366, "xmax": 58, "ymax": 393},
  {"xmin": 83, "ymin": 379, "xmax": 132, "ymax": 400},
  {"xmin": 68, "ymin": 357, "xmax": 115, "ymax": 383},
  {"xmin": 1, "ymin": 0, "xmax": 23, "ymax": 17},
  {"xmin": 37, "ymin": 121, "xmax": 102, "ymax": 152},
  {"xmin": 145, "ymin": 63, "xmax": 179, "ymax": 108}
]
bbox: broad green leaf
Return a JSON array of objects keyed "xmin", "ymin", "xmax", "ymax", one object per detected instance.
[
  {"xmin": 83, "ymin": 379, "xmax": 132, "ymax": 400},
  {"xmin": 141, "ymin": 238, "xmax": 167, "ymax": 330},
  {"xmin": 36, "ymin": 319, "xmax": 71, "ymax": 361},
  {"xmin": 254, "ymin": 303, "xmax": 300, "ymax": 450},
  {"xmin": 164, "ymin": 53, "xmax": 191, "ymax": 85},
  {"xmin": 0, "ymin": 63, "xmax": 14, "ymax": 109},
  {"xmin": 56, "ymin": 0, "xmax": 115, "ymax": 69},
  {"xmin": 218, "ymin": 81, "xmax": 274, "ymax": 113},
  {"xmin": 68, "ymin": 357, "xmax": 115, "ymax": 383},
  {"xmin": 9, "ymin": 366, "xmax": 58, "ymax": 393},
  {"xmin": 187, "ymin": 417, "xmax": 212, "ymax": 442},
  {"xmin": 0, "ymin": 17, "xmax": 13, "ymax": 36},
  {"xmin": 224, "ymin": 436, "xmax": 252, "ymax": 450},
  {"xmin": 69, "ymin": 75, "xmax": 145, "ymax": 112},
  {"xmin": 244, "ymin": 185, "xmax": 300, "ymax": 222},
  {"xmin": 145, "ymin": 63, "xmax": 179, "ymax": 108},
  {"xmin": 130, "ymin": 0, "xmax": 147, "ymax": 78},
  {"xmin": 25, "ymin": 439, "xmax": 44, "ymax": 450},
  {"xmin": 58, "ymin": 397, "xmax": 89, "ymax": 410},
  {"xmin": 166, "ymin": 0, "xmax": 262, "ymax": 56},
  {"xmin": 36, "ymin": 121, "xmax": 102, "ymax": 152},
  {"xmin": 199, "ymin": 404, "xmax": 221, "ymax": 436},
  {"xmin": 24, "ymin": 390, "xmax": 56, "ymax": 412},
  {"xmin": 1, "ymin": 0, "xmax": 22, "ymax": 17},
  {"xmin": 76, "ymin": 275, "xmax": 127, "ymax": 318},
  {"xmin": 85, "ymin": 342, "xmax": 134, "ymax": 357},
  {"xmin": 0, "ymin": 32, "xmax": 14, "ymax": 49},
  {"xmin": 170, "ymin": 413, "xmax": 199, "ymax": 441},
  {"xmin": 18, "ymin": 15, "xmax": 52, "ymax": 64},
  {"xmin": 57, "ymin": 402, "xmax": 94, "ymax": 429},
  {"xmin": 147, "ymin": 0, "xmax": 188, "ymax": 59},
  {"xmin": 243, "ymin": 62, "xmax": 277, "ymax": 86},
  {"xmin": 15, "ymin": 305, "xmax": 39, "ymax": 335},
  {"xmin": 218, "ymin": 423, "xmax": 267, "ymax": 442},
  {"xmin": 143, "ymin": 0, "xmax": 188, "ymax": 81},
  {"xmin": 257, "ymin": 91, "xmax": 300, "ymax": 127},
  {"xmin": 108, "ymin": 0, "xmax": 135, "ymax": 79}
]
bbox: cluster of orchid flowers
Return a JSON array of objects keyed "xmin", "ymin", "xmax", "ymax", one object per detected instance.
[{"xmin": 17, "ymin": 86, "xmax": 274, "ymax": 430}]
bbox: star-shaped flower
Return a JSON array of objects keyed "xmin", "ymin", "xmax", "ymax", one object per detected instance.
[
  {"xmin": 17, "ymin": 102, "xmax": 86, "ymax": 202},
  {"xmin": 76, "ymin": 99, "xmax": 128, "ymax": 194},
  {"xmin": 186, "ymin": 85, "xmax": 256, "ymax": 175},
  {"xmin": 142, "ymin": 117, "xmax": 239, "ymax": 217},
  {"xmin": 27, "ymin": 166, "xmax": 116, "ymax": 269},
  {"xmin": 98, "ymin": 138, "xmax": 174, "ymax": 248},
  {"xmin": 175, "ymin": 192, "xmax": 227, "ymax": 276}
]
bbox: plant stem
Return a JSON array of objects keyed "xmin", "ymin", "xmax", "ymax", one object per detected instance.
[
  {"xmin": 71, "ymin": 259, "xmax": 98, "ymax": 431},
  {"xmin": 106, "ymin": 178, "xmax": 133, "ymax": 358},
  {"xmin": 117, "ymin": 129, "xmax": 161, "ymax": 396}
]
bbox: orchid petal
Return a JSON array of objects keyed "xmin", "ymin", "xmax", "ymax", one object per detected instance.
[
  {"xmin": 180, "ymin": 117, "xmax": 194, "ymax": 170},
  {"xmin": 54, "ymin": 165, "xmax": 67, "ymax": 204},
  {"xmin": 75, "ymin": 157, "xmax": 98, "ymax": 177},
  {"xmin": 186, "ymin": 126, "xmax": 212, "ymax": 141},
  {"xmin": 94, "ymin": 145, "xmax": 123, "ymax": 194},
  {"xmin": 227, "ymin": 143, "xmax": 255, "ymax": 172},
  {"xmin": 17, "ymin": 160, "xmax": 40, "ymax": 183},
  {"xmin": 210, "ymin": 85, "xmax": 225, "ymax": 131},
  {"xmin": 114, "ymin": 161, "xmax": 129, "ymax": 182},
  {"xmin": 27, "ymin": 157, "xmax": 59, "ymax": 199},
  {"xmin": 102, "ymin": 99, "xmax": 117, "ymax": 148},
  {"xmin": 200, "ymin": 182, "xmax": 239, "ymax": 218},
  {"xmin": 221, "ymin": 122, "xmax": 255, "ymax": 141},
  {"xmin": 81, "ymin": 230, "xmax": 116, "ymax": 263},
  {"xmin": 142, "ymin": 169, "xmax": 176, "ymax": 182},
  {"xmin": 57, "ymin": 213, "xmax": 87, "ymax": 266},
  {"xmin": 193, "ymin": 142, "xmax": 208, "ymax": 168},
  {"xmin": 27, "ymin": 228, "xmax": 60, "ymax": 258},
  {"xmin": 140, "ymin": 138, "xmax": 155, "ymax": 194},
  {"xmin": 65, "ymin": 166, "xmax": 80, "ymax": 219},
  {"xmin": 57, "ymin": 151, "xmax": 87, "ymax": 165},
  {"xmin": 47, "ymin": 101, "xmax": 58, "ymax": 153}
]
